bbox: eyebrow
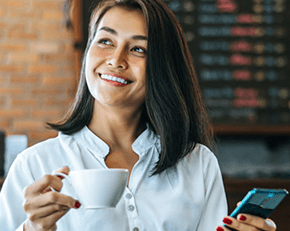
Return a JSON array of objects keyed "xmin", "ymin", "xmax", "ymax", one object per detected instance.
[{"xmin": 99, "ymin": 26, "xmax": 148, "ymax": 41}]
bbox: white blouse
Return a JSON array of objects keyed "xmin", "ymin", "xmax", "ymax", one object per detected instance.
[{"xmin": 0, "ymin": 126, "xmax": 227, "ymax": 231}]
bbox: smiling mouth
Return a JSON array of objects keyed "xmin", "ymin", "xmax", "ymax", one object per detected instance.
[{"xmin": 99, "ymin": 73, "xmax": 131, "ymax": 85}]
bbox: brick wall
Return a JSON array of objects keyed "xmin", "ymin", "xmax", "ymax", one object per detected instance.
[{"xmin": 0, "ymin": 0, "xmax": 77, "ymax": 146}]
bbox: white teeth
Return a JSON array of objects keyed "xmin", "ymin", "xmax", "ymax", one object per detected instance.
[{"xmin": 100, "ymin": 74, "xmax": 128, "ymax": 84}]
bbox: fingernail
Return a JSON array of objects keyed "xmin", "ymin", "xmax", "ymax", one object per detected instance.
[
  {"xmin": 239, "ymin": 215, "xmax": 247, "ymax": 221},
  {"xmin": 57, "ymin": 175, "xmax": 65, "ymax": 180},
  {"xmin": 74, "ymin": 200, "xmax": 81, "ymax": 209},
  {"xmin": 223, "ymin": 217, "xmax": 233, "ymax": 225},
  {"xmin": 216, "ymin": 227, "xmax": 224, "ymax": 231}
]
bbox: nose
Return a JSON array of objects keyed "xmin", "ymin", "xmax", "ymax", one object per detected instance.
[{"xmin": 106, "ymin": 47, "xmax": 128, "ymax": 70}]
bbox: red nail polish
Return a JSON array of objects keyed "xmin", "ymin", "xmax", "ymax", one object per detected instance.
[
  {"xmin": 57, "ymin": 175, "xmax": 65, "ymax": 180},
  {"xmin": 223, "ymin": 217, "xmax": 233, "ymax": 225},
  {"xmin": 74, "ymin": 201, "xmax": 81, "ymax": 209},
  {"xmin": 239, "ymin": 215, "xmax": 247, "ymax": 221},
  {"xmin": 216, "ymin": 227, "xmax": 224, "ymax": 231}
]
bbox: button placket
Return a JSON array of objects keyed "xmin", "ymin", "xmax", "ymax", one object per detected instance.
[
  {"xmin": 124, "ymin": 188, "xmax": 140, "ymax": 231},
  {"xmin": 128, "ymin": 204, "xmax": 135, "ymax": 212},
  {"xmin": 126, "ymin": 193, "xmax": 133, "ymax": 199}
]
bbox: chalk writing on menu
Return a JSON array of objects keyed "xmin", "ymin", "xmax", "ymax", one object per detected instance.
[{"xmin": 164, "ymin": 0, "xmax": 290, "ymax": 125}]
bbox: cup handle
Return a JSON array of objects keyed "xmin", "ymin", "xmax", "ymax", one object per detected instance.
[
  {"xmin": 52, "ymin": 172, "xmax": 69, "ymax": 181},
  {"xmin": 51, "ymin": 172, "xmax": 80, "ymax": 202},
  {"xmin": 52, "ymin": 171, "xmax": 79, "ymax": 195},
  {"xmin": 51, "ymin": 172, "xmax": 70, "ymax": 191}
]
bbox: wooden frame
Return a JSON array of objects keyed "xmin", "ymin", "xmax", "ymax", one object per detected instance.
[{"xmin": 214, "ymin": 125, "xmax": 290, "ymax": 135}]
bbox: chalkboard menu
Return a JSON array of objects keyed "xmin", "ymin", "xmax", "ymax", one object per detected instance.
[
  {"xmin": 164, "ymin": 0, "xmax": 290, "ymax": 128},
  {"xmin": 81, "ymin": 0, "xmax": 290, "ymax": 132}
]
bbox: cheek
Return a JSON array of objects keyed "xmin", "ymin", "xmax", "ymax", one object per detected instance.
[
  {"xmin": 130, "ymin": 58, "xmax": 146, "ymax": 80},
  {"xmin": 87, "ymin": 47, "xmax": 111, "ymax": 66}
]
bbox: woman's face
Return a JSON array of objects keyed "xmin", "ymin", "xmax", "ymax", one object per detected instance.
[{"xmin": 85, "ymin": 7, "xmax": 148, "ymax": 111}]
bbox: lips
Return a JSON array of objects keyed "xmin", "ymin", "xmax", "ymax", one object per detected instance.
[{"xmin": 99, "ymin": 73, "xmax": 131, "ymax": 86}]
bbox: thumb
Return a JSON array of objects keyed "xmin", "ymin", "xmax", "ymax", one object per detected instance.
[{"xmin": 53, "ymin": 166, "xmax": 70, "ymax": 176}]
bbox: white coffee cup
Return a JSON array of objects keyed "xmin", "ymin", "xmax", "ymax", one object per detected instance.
[{"xmin": 52, "ymin": 168, "xmax": 129, "ymax": 209}]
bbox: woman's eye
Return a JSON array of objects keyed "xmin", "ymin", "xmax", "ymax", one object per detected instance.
[
  {"xmin": 132, "ymin": 47, "xmax": 147, "ymax": 54},
  {"xmin": 98, "ymin": 39, "xmax": 112, "ymax": 46}
]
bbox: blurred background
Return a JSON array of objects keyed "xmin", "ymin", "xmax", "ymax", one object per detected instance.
[{"xmin": 0, "ymin": 0, "xmax": 289, "ymax": 229}]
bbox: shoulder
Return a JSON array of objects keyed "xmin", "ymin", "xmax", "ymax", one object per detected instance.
[
  {"xmin": 13, "ymin": 132, "xmax": 75, "ymax": 180},
  {"xmin": 166, "ymin": 143, "xmax": 220, "ymax": 183},
  {"xmin": 181, "ymin": 143, "xmax": 218, "ymax": 169},
  {"xmin": 19, "ymin": 134, "xmax": 62, "ymax": 159},
  {"xmin": 19, "ymin": 130, "xmax": 79, "ymax": 158}
]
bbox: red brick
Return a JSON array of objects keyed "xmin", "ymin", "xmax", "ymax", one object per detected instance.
[
  {"xmin": 32, "ymin": 88, "xmax": 64, "ymax": 95},
  {"xmin": 0, "ymin": 119, "xmax": 10, "ymax": 129},
  {"xmin": 44, "ymin": 98, "xmax": 73, "ymax": 107},
  {"xmin": 0, "ymin": 97, "xmax": 6, "ymax": 107},
  {"xmin": 13, "ymin": 120, "xmax": 44, "ymax": 131},
  {"xmin": 7, "ymin": 10, "xmax": 42, "ymax": 20},
  {"xmin": 29, "ymin": 130, "xmax": 58, "ymax": 145},
  {"xmin": 28, "ymin": 65, "xmax": 57, "ymax": 73},
  {"xmin": 40, "ymin": 54, "xmax": 73, "ymax": 63},
  {"xmin": 42, "ymin": 11, "xmax": 63, "ymax": 20},
  {"xmin": 30, "ymin": 130, "xmax": 58, "ymax": 140},
  {"xmin": 0, "ymin": 8, "xmax": 5, "ymax": 18},
  {"xmin": 0, "ymin": 109, "xmax": 27, "ymax": 118},
  {"xmin": 0, "ymin": 88, "xmax": 25, "ymax": 95},
  {"xmin": 31, "ymin": 22, "xmax": 59, "ymax": 32},
  {"xmin": 10, "ymin": 75, "xmax": 40, "ymax": 83},
  {"xmin": 42, "ymin": 76, "xmax": 74, "ymax": 85},
  {"xmin": 0, "ymin": 43, "xmax": 27, "ymax": 52},
  {"xmin": 9, "ymin": 31, "xmax": 38, "ymax": 40},
  {"xmin": 31, "ymin": 109, "xmax": 62, "ymax": 118},
  {"xmin": 0, "ymin": 65, "xmax": 24, "ymax": 72},
  {"xmin": 30, "ymin": 43, "xmax": 60, "ymax": 54},
  {"xmin": 32, "ymin": 2, "xmax": 62, "ymax": 10},
  {"xmin": 11, "ymin": 99, "xmax": 39, "ymax": 107},
  {"xmin": 0, "ymin": 0, "xmax": 77, "ymax": 147},
  {"xmin": 42, "ymin": 29, "xmax": 72, "ymax": 40},
  {"xmin": 0, "ymin": 0, "xmax": 29, "ymax": 8},
  {"xmin": 8, "ymin": 53, "xmax": 38, "ymax": 63},
  {"xmin": 8, "ymin": 24, "xmax": 38, "ymax": 40},
  {"xmin": 0, "ymin": 22, "xmax": 7, "ymax": 28}
]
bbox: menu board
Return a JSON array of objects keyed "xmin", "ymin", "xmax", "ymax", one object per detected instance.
[
  {"xmin": 81, "ymin": 0, "xmax": 290, "ymax": 128},
  {"xmin": 164, "ymin": 0, "xmax": 290, "ymax": 126}
]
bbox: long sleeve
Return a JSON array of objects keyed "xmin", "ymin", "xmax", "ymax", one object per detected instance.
[
  {"xmin": 0, "ymin": 154, "xmax": 34, "ymax": 231},
  {"xmin": 196, "ymin": 151, "xmax": 228, "ymax": 230}
]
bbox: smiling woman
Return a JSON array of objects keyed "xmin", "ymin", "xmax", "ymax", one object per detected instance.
[
  {"xmin": 0, "ymin": 1, "xmax": 277, "ymax": 231},
  {"xmin": 85, "ymin": 7, "xmax": 147, "ymax": 111}
]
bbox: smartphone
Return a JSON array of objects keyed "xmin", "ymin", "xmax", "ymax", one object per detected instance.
[{"xmin": 224, "ymin": 188, "xmax": 288, "ymax": 230}]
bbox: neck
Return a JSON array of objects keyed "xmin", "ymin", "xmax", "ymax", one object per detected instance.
[{"xmin": 88, "ymin": 102, "xmax": 146, "ymax": 149}]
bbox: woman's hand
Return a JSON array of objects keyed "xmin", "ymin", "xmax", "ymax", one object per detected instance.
[
  {"xmin": 23, "ymin": 166, "xmax": 81, "ymax": 231},
  {"xmin": 216, "ymin": 214, "xmax": 276, "ymax": 231}
]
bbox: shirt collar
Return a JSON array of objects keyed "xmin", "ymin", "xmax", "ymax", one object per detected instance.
[{"xmin": 73, "ymin": 125, "xmax": 158, "ymax": 158}]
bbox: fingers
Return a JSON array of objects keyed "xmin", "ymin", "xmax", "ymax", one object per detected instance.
[
  {"xmin": 24, "ymin": 190, "xmax": 76, "ymax": 211},
  {"xmin": 217, "ymin": 214, "xmax": 276, "ymax": 231},
  {"xmin": 28, "ymin": 203, "xmax": 70, "ymax": 219},
  {"xmin": 24, "ymin": 175, "xmax": 63, "ymax": 197},
  {"xmin": 235, "ymin": 214, "xmax": 276, "ymax": 231},
  {"xmin": 24, "ymin": 166, "xmax": 70, "ymax": 196},
  {"xmin": 25, "ymin": 209, "xmax": 67, "ymax": 231},
  {"xmin": 23, "ymin": 166, "xmax": 80, "ymax": 231},
  {"xmin": 53, "ymin": 166, "xmax": 70, "ymax": 176}
]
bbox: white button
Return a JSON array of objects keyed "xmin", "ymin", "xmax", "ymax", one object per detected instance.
[
  {"xmin": 133, "ymin": 228, "xmax": 139, "ymax": 231},
  {"xmin": 128, "ymin": 205, "xmax": 135, "ymax": 211},
  {"xmin": 126, "ymin": 193, "xmax": 132, "ymax": 199}
]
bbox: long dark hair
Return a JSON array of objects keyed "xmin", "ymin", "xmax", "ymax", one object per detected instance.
[{"xmin": 49, "ymin": 0, "xmax": 214, "ymax": 175}]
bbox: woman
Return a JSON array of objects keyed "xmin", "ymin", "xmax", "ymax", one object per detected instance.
[{"xmin": 0, "ymin": 0, "xmax": 276, "ymax": 230}]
